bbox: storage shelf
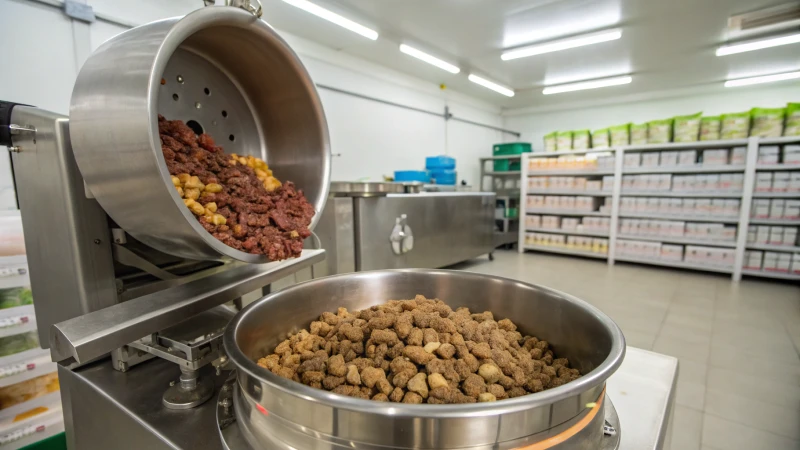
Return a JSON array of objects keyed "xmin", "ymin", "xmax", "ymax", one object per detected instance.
[
  {"xmin": 756, "ymin": 164, "xmax": 800, "ymax": 171},
  {"xmin": 0, "ymin": 398, "xmax": 63, "ymax": 448},
  {"xmin": 619, "ymin": 212, "xmax": 739, "ymax": 223},
  {"xmin": 615, "ymin": 256, "xmax": 733, "ymax": 274},
  {"xmin": 528, "ymin": 149, "xmax": 613, "ymax": 157},
  {"xmin": 526, "ymin": 190, "xmax": 612, "ymax": 196},
  {"xmin": 0, "ymin": 353, "xmax": 57, "ymax": 389},
  {"xmin": 758, "ymin": 136, "xmax": 800, "ymax": 145},
  {"xmin": 481, "ymin": 155, "xmax": 523, "ymax": 161},
  {"xmin": 526, "ymin": 209, "xmax": 610, "ymax": 217},
  {"xmin": 528, "ymin": 170, "xmax": 614, "ymax": 176},
  {"xmin": 617, "ymin": 234, "xmax": 736, "ymax": 248},
  {"xmin": 741, "ymin": 269, "xmax": 800, "ymax": 281},
  {"xmin": 523, "ymin": 245, "xmax": 608, "ymax": 259},
  {"xmin": 752, "ymin": 192, "xmax": 800, "ymax": 199},
  {"xmin": 624, "ymin": 165, "xmax": 745, "ymax": 174},
  {"xmin": 622, "ymin": 139, "xmax": 749, "ymax": 151},
  {"xmin": 621, "ymin": 191, "xmax": 742, "ymax": 198},
  {"xmin": 485, "ymin": 171, "xmax": 521, "ymax": 176},
  {"xmin": 747, "ymin": 218, "xmax": 800, "ymax": 226},
  {"xmin": 746, "ymin": 244, "xmax": 800, "ymax": 253},
  {"xmin": 527, "ymin": 229, "xmax": 609, "ymax": 238}
]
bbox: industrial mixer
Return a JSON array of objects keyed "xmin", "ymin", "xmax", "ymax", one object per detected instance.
[{"xmin": 0, "ymin": 2, "xmax": 679, "ymax": 449}]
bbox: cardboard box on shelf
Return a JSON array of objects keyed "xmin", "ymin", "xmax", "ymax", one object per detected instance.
[
  {"xmin": 772, "ymin": 172, "xmax": 790, "ymax": 192},
  {"xmin": 746, "ymin": 250, "xmax": 763, "ymax": 270},
  {"xmin": 661, "ymin": 244, "xmax": 684, "ymax": 261},
  {"xmin": 755, "ymin": 173, "xmax": 773, "ymax": 192},
  {"xmin": 790, "ymin": 172, "xmax": 800, "ymax": 192},
  {"xmin": 783, "ymin": 145, "xmax": 800, "ymax": 164},
  {"xmin": 757, "ymin": 146, "xmax": 780, "ymax": 164},
  {"xmin": 703, "ymin": 149, "xmax": 730, "ymax": 165},
  {"xmin": 756, "ymin": 226, "xmax": 770, "ymax": 244},
  {"xmin": 769, "ymin": 227, "xmax": 784, "ymax": 245},
  {"xmin": 678, "ymin": 150, "xmax": 698, "ymax": 166},
  {"xmin": 731, "ymin": 174, "xmax": 744, "ymax": 191},
  {"xmin": 782, "ymin": 227, "xmax": 797, "ymax": 246},
  {"xmin": 785, "ymin": 200, "xmax": 800, "ymax": 219},
  {"xmin": 724, "ymin": 199, "xmax": 740, "ymax": 217},
  {"xmin": 731, "ymin": 147, "xmax": 746, "ymax": 165},
  {"xmin": 763, "ymin": 252, "xmax": 779, "ymax": 270},
  {"xmin": 770, "ymin": 199, "xmax": 786, "ymax": 218},
  {"xmin": 641, "ymin": 152, "xmax": 660, "ymax": 167},
  {"xmin": 792, "ymin": 253, "xmax": 800, "ymax": 274},
  {"xmin": 747, "ymin": 227, "xmax": 756, "ymax": 243},
  {"xmin": 776, "ymin": 253, "xmax": 792, "ymax": 272},
  {"xmin": 660, "ymin": 151, "xmax": 678, "ymax": 166},
  {"xmin": 752, "ymin": 199, "xmax": 770, "ymax": 218},
  {"xmin": 624, "ymin": 153, "xmax": 641, "ymax": 168}
]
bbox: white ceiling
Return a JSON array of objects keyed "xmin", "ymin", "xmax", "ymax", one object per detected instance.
[{"xmin": 260, "ymin": 0, "xmax": 800, "ymax": 109}]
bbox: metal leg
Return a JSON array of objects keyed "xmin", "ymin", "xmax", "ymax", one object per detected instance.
[{"xmin": 488, "ymin": 252, "xmax": 495, "ymax": 261}]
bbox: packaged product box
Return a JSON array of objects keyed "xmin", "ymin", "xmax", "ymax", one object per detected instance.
[
  {"xmin": 661, "ymin": 244, "xmax": 683, "ymax": 261},
  {"xmin": 753, "ymin": 199, "xmax": 770, "ymax": 218},
  {"xmin": 623, "ymin": 153, "xmax": 641, "ymax": 168},
  {"xmin": 556, "ymin": 131, "xmax": 573, "ymax": 151},
  {"xmin": 776, "ymin": 254, "xmax": 791, "ymax": 272},
  {"xmin": 659, "ymin": 198, "xmax": 672, "ymax": 212},
  {"xmin": 731, "ymin": 147, "xmax": 746, "ymax": 165},
  {"xmin": 635, "ymin": 198, "xmax": 648, "ymax": 211},
  {"xmin": 660, "ymin": 151, "xmax": 678, "ymax": 166},
  {"xmin": 683, "ymin": 199, "xmax": 696, "ymax": 215},
  {"xmin": 755, "ymin": 172, "xmax": 773, "ymax": 192},
  {"xmin": 670, "ymin": 198, "xmax": 683, "ymax": 214},
  {"xmin": 563, "ymin": 196, "xmax": 576, "ymax": 210},
  {"xmin": 707, "ymin": 174, "xmax": 720, "ymax": 190},
  {"xmin": 700, "ymin": 116, "xmax": 722, "ymax": 141},
  {"xmin": 630, "ymin": 123, "xmax": 648, "ymax": 145},
  {"xmin": 785, "ymin": 103, "xmax": 800, "ymax": 136},
  {"xmin": 769, "ymin": 227, "xmax": 784, "ymax": 245},
  {"xmin": 758, "ymin": 146, "xmax": 780, "ymax": 164},
  {"xmin": 647, "ymin": 198, "xmax": 660, "ymax": 212},
  {"xmin": 641, "ymin": 152, "xmax": 660, "ymax": 167},
  {"xmin": 731, "ymin": 174, "xmax": 744, "ymax": 191},
  {"xmin": 784, "ymin": 200, "xmax": 800, "ymax": 219},
  {"xmin": 591, "ymin": 129, "xmax": 610, "ymax": 149},
  {"xmin": 725, "ymin": 199, "xmax": 740, "ymax": 216},
  {"xmin": 719, "ymin": 174, "xmax": 733, "ymax": 190},
  {"xmin": 750, "ymin": 107, "xmax": 785, "ymax": 137},
  {"xmin": 793, "ymin": 253, "xmax": 800, "ymax": 274},
  {"xmin": 773, "ymin": 172, "xmax": 790, "ymax": 192},
  {"xmin": 677, "ymin": 150, "xmax": 698, "ymax": 165},
  {"xmin": 703, "ymin": 149, "xmax": 729, "ymax": 165},
  {"xmin": 756, "ymin": 226, "xmax": 770, "ymax": 243},
  {"xmin": 646, "ymin": 119, "xmax": 672, "ymax": 144},
  {"xmin": 659, "ymin": 174, "xmax": 672, "ymax": 191},
  {"xmin": 610, "ymin": 124, "xmax": 630, "ymax": 147},
  {"xmin": 720, "ymin": 111, "xmax": 750, "ymax": 139},
  {"xmin": 696, "ymin": 199, "xmax": 711, "ymax": 214},
  {"xmin": 673, "ymin": 112, "xmax": 702, "ymax": 142},
  {"xmin": 602, "ymin": 176, "xmax": 614, "ymax": 191},
  {"xmin": 747, "ymin": 250, "xmax": 764, "ymax": 270},
  {"xmin": 747, "ymin": 227, "xmax": 756, "ymax": 243},
  {"xmin": 783, "ymin": 145, "xmax": 800, "ymax": 164},
  {"xmin": 573, "ymin": 130, "xmax": 590, "ymax": 150},
  {"xmin": 763, "ymin": 252, "xmax": 779, "ymax": 270},
  {"xmin": 782, "ymin": 227, "xmax": 797, "ymax": 246},
  {"xmin": 543, "ymin": 132, "xmax": 558, "ymax": 152},
  {"xmin": 791, "ymin": 172, "xmax": 800, "ymax": 191},
  {"xmin": 586, "ymin": 180, "xmax": 601, "ymax": 191},
  {"xmin": 711, "ymin": 199, "xmax": 726, "ymax": 215}
]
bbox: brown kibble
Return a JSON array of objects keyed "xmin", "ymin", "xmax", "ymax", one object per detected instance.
[
  {"xmin": 372, "ymin": 393, "xmax": 389, "ymax": 402},
  {"xmin": 310, "ymin": 321, "xmax": 332, "ymax": 337},
  {"xmin": 371, "ymin": 329, "xmax": 399, "ymax": 346},
  {"xmin": 361, "ymin": 367, "xmax": 386, "ymax": 388},
  {"xmin": 530, "ymin": 347, "xmax": 543, "ymax": 360},
  {"xmin": 301, "ymin": 371, "xmax": 325, "ymax": 384},
  {"xmin": 368, "ymin": 316, "xmax": 395, "ymax": 330},
  {"xmin": 392, "ymin": 369, "xmax": 415, "ymax": 388},
  {"xmin": 406, "ymin": 328, "xmax": 424, "ymax": 346},
  {"xmin": 346, "ymin": 365, "xmax": 361, "ymax": 385},
  {"xmin": 407, "ymin": 373, "xmax": 429, "ymax": 399},
  {"xmin": 462, "ymin": 374, "xmax": 487, "ymax": 398},
  {"xmin": 535, "ymin": 340, "xmax": 549, "ymax": 351},
  {"xmin": 436, "ymin": 343, "xmax": 456, "ymax": 359},
  {"xmin": 498, "ymin": 375, "xmax": 515, "ymax": 390},
  {"xmin": 424, "ymin": 341, "xmax": 441, "ymax": 353},
  {"xmin": 507, "ymin": 387, "xmax": 527, "ymax": 398},
  {"xmin": 471, "ymin": 342, "xmax": 492, "ymax": 359},
  {"xmin": 487, "ymin": 384, "xmax": 507, "ymax": 399},
  {"xmin": 323, "ymin": 376, "xmax": 346, "ymax": 390},
  {"xmin": 542, "ymin": 365, "xmax": 557, "ymax": 378},
  {"xmin": 257, "ymin": 354, "xmax": 280, "ymax": 371},
  {"xmin": 427, "ymin": 373, "xmax": 449, "ymax": 390},
  {"xmin": 478, "ymin": 364, "xmax": 502, "ymax": 384},
  {"xmin": 389, "ymin": 387, "xmax": 404, "ymax": 402},
  {"xmin": 423, "ymin": 328, "xmax": 439, "ymax": 345},
  {"xmin": 525, "ymin": 378, "xmax": 544, "ymax": 393},
  {"xmin": 403, "ymin": 346, "xmax": 435, "ymax": 365},
  {"xmin": 497, "ymin": 318, "xmax": 517, "ymax": 332},
  {"xmin": 402, "ymin": 391, "xmax": 423, "ymax": 404},
  {"xmin": 328, "ymin": 354, "xmax": 347, "ymax": 377},
  {"xmin": 332, "ymin": 385, "xmax": 355, "ymax": 396},
  {"xmin": 478, "ymin": 392, "xmax": 497, "ymax": 402},
  {"xmin": 376, "ymin": 378, "xmax": 393, "ymax": 395}
]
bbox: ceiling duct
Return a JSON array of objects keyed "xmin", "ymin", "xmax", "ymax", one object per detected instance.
[{"xmin": 727, "ymin": 2, "xmax": 800, "ymax": 38}]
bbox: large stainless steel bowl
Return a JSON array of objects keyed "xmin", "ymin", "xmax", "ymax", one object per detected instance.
[
  {"xmin": 224, "ymin": 270, "xmax": 626, "ymax": 449},
  {"xmin": 69, "ymin": 7, "xmax": 330, "ymax": 263}
]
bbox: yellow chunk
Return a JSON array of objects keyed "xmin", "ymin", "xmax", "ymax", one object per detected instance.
[
  {"xmin": 204, "ymin": 202, "xmax": 217, "ymax": 213},
  {"xmin": 263, "ymin": 177, "xmax": 281, "ymax": 192},
  {"xmin": 290, "ymin": 230, "xmax": 299, "ymax": 238},
  {"xmin": 229, "ymin": 159, "xmax": 238, "ymax": 166},
  {"xmin": 255, "ymin": 169, "xmax": 267, "ymax": 179},
  {"xmin": 171, "ymin": 176, "xmax": 181, "ymax": 186},
  {"xmin": 205, "ymin": 183, "xmax": 223, "ymax": 193},
  {"xmin": 188, "ymin": 202, "xmax": 205, "ymax": 216},
  {"xmin": 178, "ymin": 173, "xmax": 191, "ymax": 185},
  {"xmin": 175, "ymin": 186, "xmax": 184, "ymax": 197},
  {"xmin": 184, "ymin": 188, "xmax": 200, "ymax": 200},
  {"xmin": 184, "ymin": 176, "xmax": 205, "ymax": 190},
  {"xmin": 211, "ymin": 214, "xmax": 227, "ymax": 225},
  {"xmin": 238, "ymin": 156, "xmax": 247, "ymax": 165}
]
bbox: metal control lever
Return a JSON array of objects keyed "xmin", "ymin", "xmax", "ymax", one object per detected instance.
[{"xmin": 389, "ymin": 214, "xmax": 414, "ymax": 255}]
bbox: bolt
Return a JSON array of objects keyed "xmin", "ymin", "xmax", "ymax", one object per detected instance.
[
  {"xmin": 169, "ymin": 380, "xmax": 176, "ymax": 386},
  {"xmin": 8, "ymin": 147, "xmax": 20, "ymax": 153},
  {"xmin": 94, "ymin": 239, "xmax": 101, "ymax": 244},
  {"xmin": 218, "ymin": 398, "xmax": 231, "ymax": 408}
]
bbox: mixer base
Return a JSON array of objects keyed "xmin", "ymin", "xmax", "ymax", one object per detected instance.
[{"xmin": 216, "ymin": 376, "xmax": 622, "ymax": 450}]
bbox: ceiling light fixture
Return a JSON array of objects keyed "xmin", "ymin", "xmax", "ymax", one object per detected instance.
[
  {"xmin": 716, "ymin": 32, "xmax": 800, "ymax": 56},
  {"xmin": 502, "ymin": 28, "xmax": 622, "ymax": 61},
  {"xmin": 399, "ymin": 45, "xmax": 460, "ymax": 74},
  {"xmin": 724, "ymin": 71, "xmax": 800, "ymax": 87},
  {"xmin": 281, "ymin": 0, "xmax": 378, "ymax": 40},
  {"xmin": 468, "ymin": 74, "xmax": 515, "ymax": 97},
  {"xmin": 542, "ymin": 75, "xmax": 632, "ymax": 95}
]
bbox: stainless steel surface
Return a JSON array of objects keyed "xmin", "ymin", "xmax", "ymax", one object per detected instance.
[
  {"xmin": 224, "ymin": 269, "xmax": 626, "ymax": 449},
  {"xmin": 312, "ymin": 197, "xmax": 355, "ymax": 275},
  {"xmin": 69, "ymin": 7, "xmax": 330, "ymax": 263},
  {"xmin": 330, "ymin": 181, "xmax": 405, "ymax": 196},
  {"xmin": 162, "ymin": 366, "xmax": 215, "ymax": 410},
  {"xmin": 50, "ymin": 249, "xmax": 325, "ymax": 365},
  {"xmin": 9, "ymin": 106, "xmax": 118, "ymax": 347},
  {"xmin": 608, "ymin": 347, "xmax": 678, "ymax": 450},
  {"xmin": 355, "ymin": 193, "xmax": 495, "ymax": 270}
]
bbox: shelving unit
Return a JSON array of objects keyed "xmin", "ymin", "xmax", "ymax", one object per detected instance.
[
  {"xmin": 518, "ymin": 136, "xmax": 800, "ymax": 281},
  {"xmin": 480, "ymin": 156, "xmax": 521, "ymax": 247}
]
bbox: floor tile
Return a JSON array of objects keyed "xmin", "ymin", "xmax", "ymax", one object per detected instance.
[
  {"xmin": 701, "ymin": 414, "xmax": 800, "ymax": 450},
  {"xmin": 620, "ymin": 329, "xmax": 657, "ymax": 350},
  {"xmin": 707, "ymin": 367, "xmax": 800, "ymax": 410},
  {"xmin": 669, "ymin": 405, "xmax": 703, "ymax": 450},
  {"xmin": 675, "ymin": 376, "xmax": 706, "ymax": 411},
  {"xmin": 708, "ymin": 343, "xmax": 800, "ymax": 385},
  {"xmin": 653, "ymin": 335, "xmax": 710, "ymax": 364},
  {"xmin": 705, "ymin": 390, "xmax": 800, "ymax": 440}
]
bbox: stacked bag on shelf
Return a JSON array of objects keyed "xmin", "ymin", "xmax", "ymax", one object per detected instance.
[{"xmin": 542, "ymin": 102, "xmax": 800, "ymax": 151}]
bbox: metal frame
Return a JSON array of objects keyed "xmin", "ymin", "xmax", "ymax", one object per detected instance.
[
  {"xmin": 518, "ymin": 136, "xmax": 800, "ymax": 281},
  {"xmin": 480, "ymin": 156, "xmax": 520, "ymax": 247}
]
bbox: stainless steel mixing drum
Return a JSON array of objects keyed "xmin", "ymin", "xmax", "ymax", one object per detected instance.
[
  {"xmin": 224, "ymin": 270, "xmax": 626, "ymax": 449},
  {"xmin": 70, "ymin": 6, "xmax": 331, "ymax": 263}
]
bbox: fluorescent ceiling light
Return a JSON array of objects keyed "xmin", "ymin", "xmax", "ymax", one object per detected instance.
[
  {"xmin": 724, "ymin": 71, "xmax": 800, "ymax": 87},
  {"xmin": 502, "ymin": 29, "xmax": 622, "ymax": 61},
  {"xmin": 282, "ymin": 0, "xmax": 378, "ymax": 40},
  {"xmin": 468, "ymin": 74, "xmax": 515, "ymax": 97},
  {"xmin": 542, "ymin": 76, "xmax": 632, "ymax": 95},
  {"xmin": 399, "ymin": 45, "xmax": 460, "ymax": 74},
  {"xmin": 716, "ymin": 33, "xmax": 800, "ymax": 56}
]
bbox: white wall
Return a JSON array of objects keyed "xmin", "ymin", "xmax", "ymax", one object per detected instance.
[
  {"xmin": 504, "ymin": 84, "xmax": 800, "ymax": 151},
  {"xmin": 0, "ymin": 0, "xmax": 506, "ymax": 187}
]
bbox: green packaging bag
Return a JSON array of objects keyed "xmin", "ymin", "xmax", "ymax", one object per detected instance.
[
  {"xmin": 700, "ymin": 116, "xmax": 721, "ymax": 141},
  {"xmin": 647, "ymin": 119, "xmax": 673, "ymax": 144},
  {"xmin": 0, "ymin": 288, "xmax": 33, "ymax": 310},
  {"xmin": 720, "ymin": 111, "xmax": 750, "ymax": 139},
  {"xmin": 673, "ymin": 112, "xmax": 702, "ymax": 142},
  {"xmin": 609, "ymin": 124, "xmax": 630, "ymax": 147},
  {"xmin": 750, "ymin": 107, "xmax": 785, "ymax": 137},
  {"xmin": 631, "ymin": 123, "xmax": 648, "ymax": 145},
  {"xmin": 572, "ymin": 129, "xmax": 590, "ymax": 150},
  {"xmin": 785, "ymin": 103, "xmax": 800, "ymax": 136},
  {"xmin": 556, "ymin": 131, "xmax": 573, "ymax": 151},
  {"xmin": 543, "ymin": 132, "xmax": 558, "ymax": 152},
  {"xmin": 591, "ymin": 128, "xmax": 610, "ymax": 149}
]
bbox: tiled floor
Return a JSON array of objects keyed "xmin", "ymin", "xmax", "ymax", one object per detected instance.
[{"xmin": 451, "ymin": 250, "xmax": 800, "ymax": 450}]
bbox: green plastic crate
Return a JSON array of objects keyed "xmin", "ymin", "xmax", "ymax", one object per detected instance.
[
  {"xmin": 492, "ymin": 142, "xmax": 531, "ymax": 156},
  {"xmin": 21, "ymin": 432, "xmax": 66, "ymax": 450},
  {"xmin": 492, "ymin": 160, "xmax": 521, "ymax": 171},
  {"xmin": 505, "ymin": 208, "xmax": 518, "ymax": 218}
]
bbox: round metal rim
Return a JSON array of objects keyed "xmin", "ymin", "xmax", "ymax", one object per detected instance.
[
  {"xmin": 147, "ymin": 8, "xmax": 330, "ymax": 263},
  {"xmin": 223, "ymin": 268, "xmax": 626, "ymax": 418}
]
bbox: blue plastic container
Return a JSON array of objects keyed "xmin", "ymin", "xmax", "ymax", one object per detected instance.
[
  {"xmin": 428, "ymin": 169, "xmax": 457, "ymax": 185},
  {"xmin": 394, "ymin": 170, "xmax": 430, "ymax": 183},
  {"xmin": 425, "ymin": 155, "xmax": 456, "ymax": 170}
]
